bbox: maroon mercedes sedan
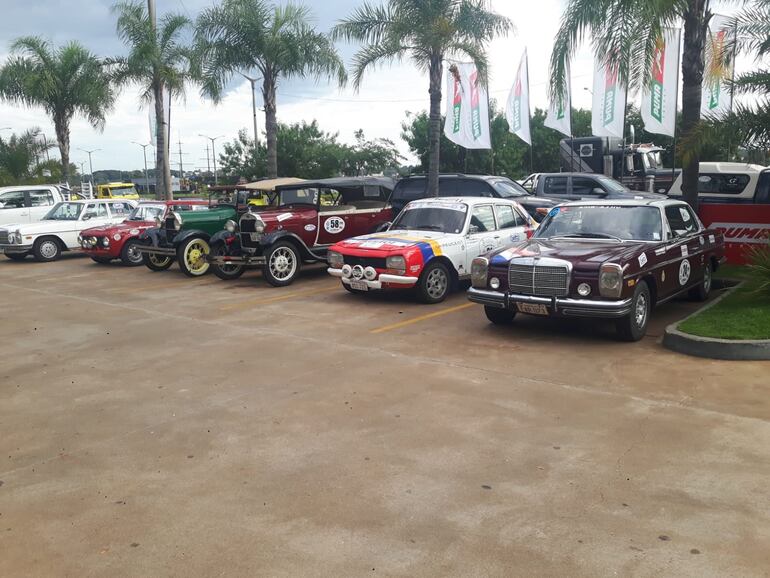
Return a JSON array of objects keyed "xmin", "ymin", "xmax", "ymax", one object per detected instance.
[{"xmin": 467, "ymin": 199, "xmax": 725, "ymax": 341}]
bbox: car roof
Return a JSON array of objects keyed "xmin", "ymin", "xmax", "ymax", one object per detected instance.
[
  {"xmin": 696, "ymin": 162, "xmax": 768, "ymax": 173},
  {"xmin": 408, "ymin": 196, "xmax": 520, "ymax": 207},
  {"xmin": 399, "ymin": 173, "xmax": 505, "ymax": 182},
  {"xmin": 536, "ymin": 172, "xmax": 613, "ymax": 178},
  {"xmin": 559, "ymin": 198, "xmax": 689, "ymax": 208}
]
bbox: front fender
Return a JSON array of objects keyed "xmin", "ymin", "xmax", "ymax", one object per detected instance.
[
  {"xmin": 261, "ymin": 230, "xmax": 317, "ymax": 261},
  {"xmin": 172, "ymin": 229, "xmax": 211, "ymax": 248},
  {"xmin": 138, "ymin": 228, "xmax": 162, "ymax": 247},
  {"xmin": 210, "ymin": 229, "xmax": 235, "ymax": 245}
]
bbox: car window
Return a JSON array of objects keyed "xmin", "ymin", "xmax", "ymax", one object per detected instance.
[
  {"xmin": 109, "ymin": 202, "xmax": 131, "ymax": 217},
  {"xmin": 491, "ymin": 179, "xmax": 527, "ymax": 197},
  {"xmin": 495, "ymin": 205, "xmax": 518, "ymax": 228},
  {"xmin": 437, "ymin": 179, "xmax": 459, "ymax": 197},
  {"xmin": 457, "ymin": 179, "xmax": 494, "ymax": 197},
  {"xmin": 698, "ymin": 173, "xmax": 750, "ymax": 195},
  {"xmin": 279, "ymin": 187, "xmax": 318, "ymax": 206},
  {"xmin": 595, "ymin": 176, "xmax": 627, "ymax": 193},
  {"xmin": 393, "ymin": 179, "xmax": 426, "ymax": 201},
  {"xmin": 0, "ymin": 190, "xmax": 27, "ymax": 209},
  {"xmin": 756, "ymin": 171, "xmax": 770, "ymax": 204},
  {"xmin": 83, "ymin": 203, "xmax": 107, "ymax": 219},
  {"xmin": 572, "ymin": 177, "xmax": 603, "ymax": 196},
  {"xmin": 469, "ymin": 204, "xmax": 496, "ymax": 232},
  {"xmin": 29, "ymin": 190, "xmax": 55, "ymax": 206},
  {"xmin": 665, "ymin": 204, "xmax": 699, "ymax": 237},
  {"xmin": 543, "ymin": 176, "xmax": 569, "ymax": 196}
]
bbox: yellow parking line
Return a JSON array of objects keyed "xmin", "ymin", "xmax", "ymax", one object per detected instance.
[
  {"xmin": 370, "ymin": 302, "xmax": 475, "ymax": 334},
  {"xmin": 218, "ymin": 285, "xmax": 339, "ymax": 311}
]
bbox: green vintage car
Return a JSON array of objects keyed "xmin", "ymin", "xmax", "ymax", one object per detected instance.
[{"xmin": 137, "ymin": 201, "xmax": 242, "ymax": 276}]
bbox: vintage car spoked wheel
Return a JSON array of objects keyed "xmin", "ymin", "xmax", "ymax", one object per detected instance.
[
  {"xmin": 143, "ymin": 252, "xmax": 174, "ymax": 271},
  {"xmin": 418, "ymin": 261, "xmax": 451, "ymax": 304},
  {"xmin": 4, "ymin": 253, "xmax": 28, "ymax": 261},
  {"xmin": 616, "ymin": 280, "xmax": 651, "ymax": 342},
  {"xmin": 689, "ymin": 263, "xmax": 712, "ymax": 301},
  {"xmin": 120, "ymin": 240, "xmax": 144, "ymax": 267},
  {"xmin": 211, "ymin": 243, "xmax": 245, "ymax": 280},
  {"xmin": 33, "ymin": 237, "xmax": 61, "ymax": 262},
  {"xmin": 485, "ymin": 306, "xmax": 516, "ymax": 325},
  {"xmin": 263, "ymin": 241, "xmax": 301, "ymax": 287},
  {"xmin": 177, "ymin": 237, "xmax": 211, "ymax": 277}
]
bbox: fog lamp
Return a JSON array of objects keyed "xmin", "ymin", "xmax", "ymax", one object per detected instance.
[
  {"xmin": 352, "ymin": 265, "xmax": 364, "ymax": 280},
  {"xmin": 364, "ymin": 266, "xmax": 377, "ymax": 280},
  {"xmin": 341, "ymin": 264, "xmax": 352, "ymax": 278},
  {"xmin": 577, "ymin": 283, "xmax": 591, "ymax": 297},
  {"xmin": 489, "ymin": 276, "xmax": 500, "ymax": 290}
]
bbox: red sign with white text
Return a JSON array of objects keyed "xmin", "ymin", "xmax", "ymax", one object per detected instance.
[{"xmin": 699, "ymin": 204, "xmax": 770, "ymax": 264}]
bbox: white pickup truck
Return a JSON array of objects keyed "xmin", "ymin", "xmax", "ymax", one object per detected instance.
[{"xmin": 0, "ymin": 184, "xmax": 85, "ymax": 227}]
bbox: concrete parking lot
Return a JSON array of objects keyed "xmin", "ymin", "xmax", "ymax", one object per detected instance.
[{"xmin": 1, "ymin": 255, "xmax": 769, "ymax": 577}]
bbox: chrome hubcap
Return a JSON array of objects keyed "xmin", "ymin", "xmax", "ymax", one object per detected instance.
[
  {"xmin": 635, "ymin": 293, "xmax": 648, "ymax": 328},
  {"xmin": 40, "ymin": 241, "xmax": 57, "ymax": 259},
  {"xmin": 128, "ymin": 244, "xmax": 142, "ymax": 263},
  {"xmin": 704, "ymin": 266, "xmax": 712, "ymax": 293},
  {"xmin": 426, "ymin": 268, "xmax": 448, "ymax": 299},
  {"xmin": 270, "ymin": 248, "xmax": 296, "ymax": 280}
]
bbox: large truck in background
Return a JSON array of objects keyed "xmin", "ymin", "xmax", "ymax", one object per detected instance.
[{"xmin": 559, "ymin": 136, "xmax": 678, "ymax": 194}]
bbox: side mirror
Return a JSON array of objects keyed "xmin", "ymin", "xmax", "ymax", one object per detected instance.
[
  {"xmin": 468, "ymin": 225, "xmax": 480, "ymax": 235},
  {"xmin": 82, "ymin": 213, "xmax": 94, "ymax": 220}
]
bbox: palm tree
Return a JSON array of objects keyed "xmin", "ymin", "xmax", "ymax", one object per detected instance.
[
  {"xmin": 550, "ymin": 0, "xmax": 716, "ymax": 210},
  {"xmin": 0, "ymin": 127, "xmax": 53, "ymax": 184},
  {"xmin": 0, "ymin": 37, "xmax": 114, "ymax": 184},
  {"xmin": 333, "ymin": 0, "xmax": 511, "ymax": 195},
  {"xmin": 111, "ymin": 1, "xmax": 195, "ymax": 199},
  {"xmin": 195, "ymin": 0, "xmax": 347, "ymax": 179}
]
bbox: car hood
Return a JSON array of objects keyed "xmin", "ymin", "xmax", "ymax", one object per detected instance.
[
  {"xmin": 488, "ymin": 237, "xmax": 640, "ymax": 270},
  {"xmin": 335, "ymin": 229, "xmax": 452, "ymax": 252},
  {"xmin": 81, "ymin": 220, "xmax": 152, "ymax": 236},
  {"xmin": 5, "ymin": 220, "xmax": 87, "ymax": 234}
]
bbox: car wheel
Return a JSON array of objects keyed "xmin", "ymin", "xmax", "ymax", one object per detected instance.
[
  {"xmin": 143, "ymin": 252, "xmax": 174, "ymax": 271},
  {"xmin": 4, "ymin": 253, "xmax": 28, "ymax": 261},
  {"xmin": 120, "ymin": 240, "xmax": 144, "ymax": 267},
  {"xmin": 211, "ymin": 242, "xmax": 245, "ymax": 280},
  {"xmin": 417, "ymin": 261, "xmax": 451, "ymax": 304},
  {"xmin": 688, "ymin": 262, "xmax": 712, "ymax": 302},
  {"xmin": 91, "ymin": 256, "xmax": 112, "ymax": 264},
  {"xmin": 485, "ymin": 306, "xmax": 516, "ymax": 325},
  {"xmin": 177, "ymin": 237, "xmax": 210, "ymax": 277},
  {"xmin": 33, "ymin": 237, "xmax": 61, "ymax": 262},
  {"xmin": 263, "ymin": 241, "xmax": 301, "ymax": 287},
  {"xmin": 615, "ymin": 280, "xmax": 651, "ymax": 342}
]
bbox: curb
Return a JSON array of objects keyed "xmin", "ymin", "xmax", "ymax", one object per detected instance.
[{"xmin": 662, "ymin": 281, "xmax": 770, "ymax": 360}]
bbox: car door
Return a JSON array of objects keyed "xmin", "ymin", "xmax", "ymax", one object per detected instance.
[
  {"xmin": 571, "ymin": 176, "xmax": 607, "ymax": 200},
  {"xmin": 540, "ymin": 175, "xmax": 571, "ymax": 201},
  {"xmin": 494, "ymin": 203, "xmax": 530, "ymax": 246},
  {"xmin": 660, "ymin": 204, "xmax": 703, "ymax": 297},
  {"xmin": 28, "ymin": 189, "xmax": 56, "ymax": 221},
  {"xmin": 0, "ymin": 190, "xmax": 31, "ymax": 225},
  {"xmin": 465, "ymin": 204, "xmax": 500, "ymax": 263}
]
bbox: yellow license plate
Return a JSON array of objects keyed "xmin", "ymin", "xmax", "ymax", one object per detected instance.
[{"xmin": 516, "ymin": 303, "xmax": 549, "ymax": 315}]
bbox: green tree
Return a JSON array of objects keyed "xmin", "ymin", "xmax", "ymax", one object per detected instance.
[
  {"xmin": 333, "ymin": 0, "xmax": 511, "ymax": 196},
  {"xmin": 195, "ymin": 0, "xmax": 346, "ymax": 179},
  {"xmin": 550, "ymin": 0, "xmax": 717, "ymax": 209},
  {"xmin": 341, "ymin": 129, "xmax": 404, "ymax": 176},
  {"xmin": 0, "ymin": 37, "xmax": 114, "ymax": 183},
  {"xmin": 0, "ymin": 128, "xmax": 51, "ymax": 184},
  {"xmin": 110, "ymin": 1, "xmax": 195, "ymax": 199}
]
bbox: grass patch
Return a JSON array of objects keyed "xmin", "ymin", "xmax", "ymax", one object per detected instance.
[
  {"xmin": 714, "ymin": 264, "xmax": 750, "ymax": 281},
  {"xmin": 679, "ymin": 280, "xmax": 770, "ymax": 340}
]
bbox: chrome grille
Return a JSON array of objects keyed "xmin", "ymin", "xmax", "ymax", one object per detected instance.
[
  {"xmin": 0, "ymin": 231, "xmax": 8, "ymax": 244},
  {"xmin": 508, "ymin": 263, "xmax": 569, "ymax": 297}
]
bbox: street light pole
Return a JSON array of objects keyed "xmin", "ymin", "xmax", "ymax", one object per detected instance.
[
  {"xmin": 239, "ymin": 73, "xmax": 262, "ymax": 148},
  {"xmin": 78, "ymin": 148, "xmax": 101, "ymax": 184},
  {"xmin": 132, "ymin": 141, "xmax": 152, "ymax": 195},
  {"xmin": 199, "ymin": 134, "xmax": 223, "ymax": 185}
]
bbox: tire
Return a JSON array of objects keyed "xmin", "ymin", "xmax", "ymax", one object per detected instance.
[
  {"xmin": 33, "ymin": 237, "xmax": 61, "ymax": 262},
  {"xmin": 143, "ymin": 252, "xmax": 174, "ymax": 271},
  {"xmin": 210, "ymin": 242, "xmax": 245, "ymax": 281},
  {"xmin": 615, "ymin": 280, "xmax": 651, "ymax": 342},
  {"xmin": 485, "ymin": 306, "xmax": 516, "ymax": 325},
  {"xmin": 176, "ymin": 237, "xmax": 210, "ymax": 277},
  {"xmin": 688, "ymin": 262, "xmax": 712, "ymax": 302},
  {"xmin": 4, "ymin": 253, "xmax": 28, "ymax": 261},
  {"xmin": 263, "ymin": 241, "xmax": 301, "ymax": 287},
  {"xmin": 90, "ymin": 256, "xmax": 112, "ymax": 264},
  {"xmin": 417, "ymin": 261, "xmax": 451, "ymax": 304},
  {"xmin": 120, "ymin": 240, "xmax": 144, "ymax": 267}
]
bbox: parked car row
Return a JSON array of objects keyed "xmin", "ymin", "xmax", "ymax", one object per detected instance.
[{"xmin": 0, "ymin": 175, "xmax": 725, "ymax": 342}]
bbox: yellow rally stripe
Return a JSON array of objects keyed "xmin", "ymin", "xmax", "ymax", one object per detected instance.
[
  {"xmin": 425, "ymin": 238, "xmax": 443, "ymax": 257},
  {"xmin": 218, "ymin": 285, "xmax": 339, "ymax": 311},
  {"xmin": 370, "ymin": 302, "xmax": 474, "ymax": 334}
]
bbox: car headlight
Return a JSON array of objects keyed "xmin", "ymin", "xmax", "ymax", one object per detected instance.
[
  {"xmin": 364, "ymin": 266, "xmax": 377, "ymax": 280},
  {"xmin": 385, "ymin": 255, "xmax": 406, "ymax": 275},
  {"xmin": 8, "ymin": 232, "xmax": 17, "ymax": 244},
  {"xmin": 471, "ymin": 257, "xmax": 489, "ymax": 288},
  {"xmin": 328, "ymin": 250, "xmax": 343, "ymax": 268},
  {"xmin": 254, "ymin": 216, "xmax": 266, "ymax": 233},
  {"xmin": 599, "ymin": 263, "xmax": 623, "ymax": 298},
  {"xmin": 77, "ymin": 235, "xmax": 82, "ymax": 244},
  {"xmin": 173, "ymin": 212, "xmax": 183, "ymax": 230},
  {"xmin": 225, "ymin": 219, "xmax": 237, "ymax": 233},
  {"xmin": 577, "ymin": 282, "xmax": 592, "ymax": 297},
  {"xmin": 341, "ymin": 264, "xmax": 352, "ymax": 278},
  {"xmin": 102, "ymin": 237, "xmax": 110, "ymax": 247}
]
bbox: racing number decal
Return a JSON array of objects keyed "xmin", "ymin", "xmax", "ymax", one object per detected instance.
[
  {"xmin": 324, "ymin": 216, "xmax": 346, "ymax": 234},
  {"xmin": 679, "ymin": 259, "xmax": 691, "ymax": 286}
]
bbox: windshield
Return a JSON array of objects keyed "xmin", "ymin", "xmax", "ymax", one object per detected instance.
[
  {"xmin": 535, "ymin": 205, "xmax": 663, "ymax": 241},
  {"xmin": 391, "ymin": 201, "xmax": 468, "ymax": 234},
  {"xmin": 491, "ymin": 179, "xmax": 527, "ymax": 198},
  {"xmin": 110, "ymin": 185, "xmax": 138, "ymax": 195},
  {"xmin": 595, "ymin": 176, "xmax": 627, "ymax": 193},
  {"xmin": 279, "ymin": 187, "xmax": 318, "ymax": 206},
  {"xmin": 130, "ymin": 204, "xmax": 165, "ymax": 221},
  {"xmin": 44, "ymin": 202, "xmax": 84, "ymax": 221}
]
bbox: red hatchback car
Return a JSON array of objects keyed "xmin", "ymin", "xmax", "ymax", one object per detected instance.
[{"xmin": 80, "ymin": 200, "xmax": 209, "ymax": 266}]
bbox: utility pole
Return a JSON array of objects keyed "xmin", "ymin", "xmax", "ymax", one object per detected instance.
[
  {"xmin": 199, "ymin": 134, "xmax": 223, "ymax": 185},
  {"xmin": 204, "ymin": 143, "xmax": 211, "ymax": 175},
  {"xmin": 78, "ymin": 148, "xmax": 100, "ymax": 184},
  {"xmin": 132, "ymin": 141, "xmax": 152, "ymax": 195},
  {"xmin": 239, "ymin": 72, "xmax": 262, "ymax": 147}
]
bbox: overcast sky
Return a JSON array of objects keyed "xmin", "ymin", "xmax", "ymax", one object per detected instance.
[{"xmin": 0, "ymin": 0, "xmax": 749, "ymax": 173}]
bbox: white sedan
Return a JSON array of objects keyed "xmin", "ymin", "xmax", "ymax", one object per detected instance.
[{"xmin": 0, "ymin": 199, "xmax": 137, "ymax": 262}]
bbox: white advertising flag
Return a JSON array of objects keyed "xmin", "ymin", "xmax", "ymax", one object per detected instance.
[
  {"xmin": 443, "ymin": 62, "xmax": 492, "ymax": 149},
  {"xmin": 701, "ymin": 14, "xmax": 735, "ymax": 117},
  {"xmin": 641, "ymin": 28, "xmax": 681, "ymax": 137},
  {"xmin": 544, "ymin": 64, "xmax": 571, "ymax": 137},
  {"xmin": 591, "ymin": 56, "xmax": 627, "ymax": 138},
  {"xmin": 506, "ymin": 50, "xmax": 531, "ymax": 145}
]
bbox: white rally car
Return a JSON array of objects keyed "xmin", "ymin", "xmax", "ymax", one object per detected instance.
[
  {"xmin": 0, "ymin": 199, "xmax": 137, "ymax": 262},
  {"xmin": 327, "ymin": 196, "xmax": 537, "ymax": 303}
]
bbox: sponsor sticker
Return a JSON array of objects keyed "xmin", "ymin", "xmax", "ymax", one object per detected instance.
[
  {"xmin": 113, "ymin": 234, "xmax": 121, "ymax": 241},
  {"xmin": 324, "ymin": 216, "xmax": 346, "ymax": 234},
  {"xmin": 406, "ymin": 201, "xmax": 465, "ymax": 212},
  {"xmin": 304, "ymin": 224, "xmax": 316, "ymax": 232},
  {"xmin": 638, "ymin": 253, "xmax": 648, "ymax": 267},
  {"xmin": 655, "ymin": 247, "xmax": 666, "ymax": 256},
  {"xmin": 129, "ymin": 229, "xmax": 140, "ymax": 235},
  {"xmin": 359, "ymin": 240, "xmax": 387, "ymax": 249},
  {"xmin": 708, "ymin": 234, "xmax": 715, "ymax": 244},
  {"xmin": 276, "ymin": 212, "xmax": 293, "ymax": 222},
  {"xmin": 679, "ymin": 259, "xmax": 691, "ymax": 286},
  {"xmin": 548, "ymin": 207, "xmax": 560, "ymax": 217},
  {"xmin": 681, "ymin": 245, "xmax": 689, "ymax": 257},
  {"xmin": 680, "ymin": 207, "xmax": 691, "ymax": 222}
]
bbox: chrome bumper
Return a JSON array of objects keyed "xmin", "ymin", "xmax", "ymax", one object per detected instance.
[
  {"xmin": 467, "ymin": 287, "xmax": 633, "ymax": 318},
  {"xmin": 327, "ymin": 267, "xmax": 418, "ymax": 289},
  {"xmin": 0, "ymin": 244, "xmax": 33, "ymax": 254}
]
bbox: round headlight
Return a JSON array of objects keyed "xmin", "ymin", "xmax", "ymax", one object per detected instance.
[
  {"xmin": 577, "ymin": 283, "xmax": 591, "ymax": 297},
  {"xmin": 352, "ymin": 265, "xmax": 364, "ymax": 280},
  {"xmin": 341, "ymin": 264, "xmax": 352, "ymax": 278},
  {"xmin": 254, "ymin": 219, "xmax": 266, "ymax": 233},
  {"xmin": 364, "ymin": 266, "xmax": 377, "ymax": 281},
  {"xmin": 489, "ymin": 277, "xmax": 500, "ymax": 290},
  {"xmin": 8, "ymin": 232, "xmax": 17, "ymax": 244},
  {"xmin": 328, "ymin": 251, "xmax": 344, "ymax": 268},
  {"xmin": 225, "ymin": 219, "xmax": 237, "ymax": 233},
  {"xmin": 102, "ymin": 237, "xmax": 110, "ymax": 247}
]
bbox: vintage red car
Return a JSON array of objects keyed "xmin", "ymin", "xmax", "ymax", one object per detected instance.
[
  {"xmin": 467, "ymin": 199, "xmax": 726, "ymax": 341},
  {"xmin": 79, "ymin": 200, "xmax": 209, "ymax": 265}
]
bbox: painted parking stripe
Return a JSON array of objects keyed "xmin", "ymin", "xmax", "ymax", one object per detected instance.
[
  {"xmin": 218, "ymin": 285, "xmax": 339, "ymax": 311},
  {"xmin": 370, "ymin": 302, "xmax": 474, "ymax": 334}
]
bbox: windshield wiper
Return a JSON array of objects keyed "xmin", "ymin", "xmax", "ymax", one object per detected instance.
[
  {"xmin": 412, "ymin": 224, "xmax": 444, "ymax": 231},
  {"xmin": 557, "ymin": 233, "xmax": 624, "ymax": 241}
]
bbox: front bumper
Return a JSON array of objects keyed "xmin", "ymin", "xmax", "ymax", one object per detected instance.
[
  {"xmin": 0, "ymin": 244, "xmax": 33, "ymax": 254},
  {"xmin": 467, "ymin": 287, "xmax": 633, "ymax": 318},
  {"xmin": 208, "ymin": 254, "xmax": 266, "ymax": 267},
  {"xmin": 327, "ymin": 267, "xmax": 418, "ymax": 290}
]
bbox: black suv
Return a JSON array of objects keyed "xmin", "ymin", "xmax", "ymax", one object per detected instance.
[
  {"xmin": 391, "ymin": 174, "xmax": 559, "ymax": 222},
  {"xmin": 529, "ymin": 173, "xmax": 665, "ymax": 201}
]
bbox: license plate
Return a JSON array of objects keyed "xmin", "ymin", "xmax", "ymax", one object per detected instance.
[
  {"xmin": 349, "ymin": 280, "xmax": 369, "ymax": 291},
  {"xmin": 250, "ymin": 233, "xmax": 261, "ymax": 242},
  {"xmin": 516, "ymin": 303, "xmax": 549, "ymax": 315}
]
